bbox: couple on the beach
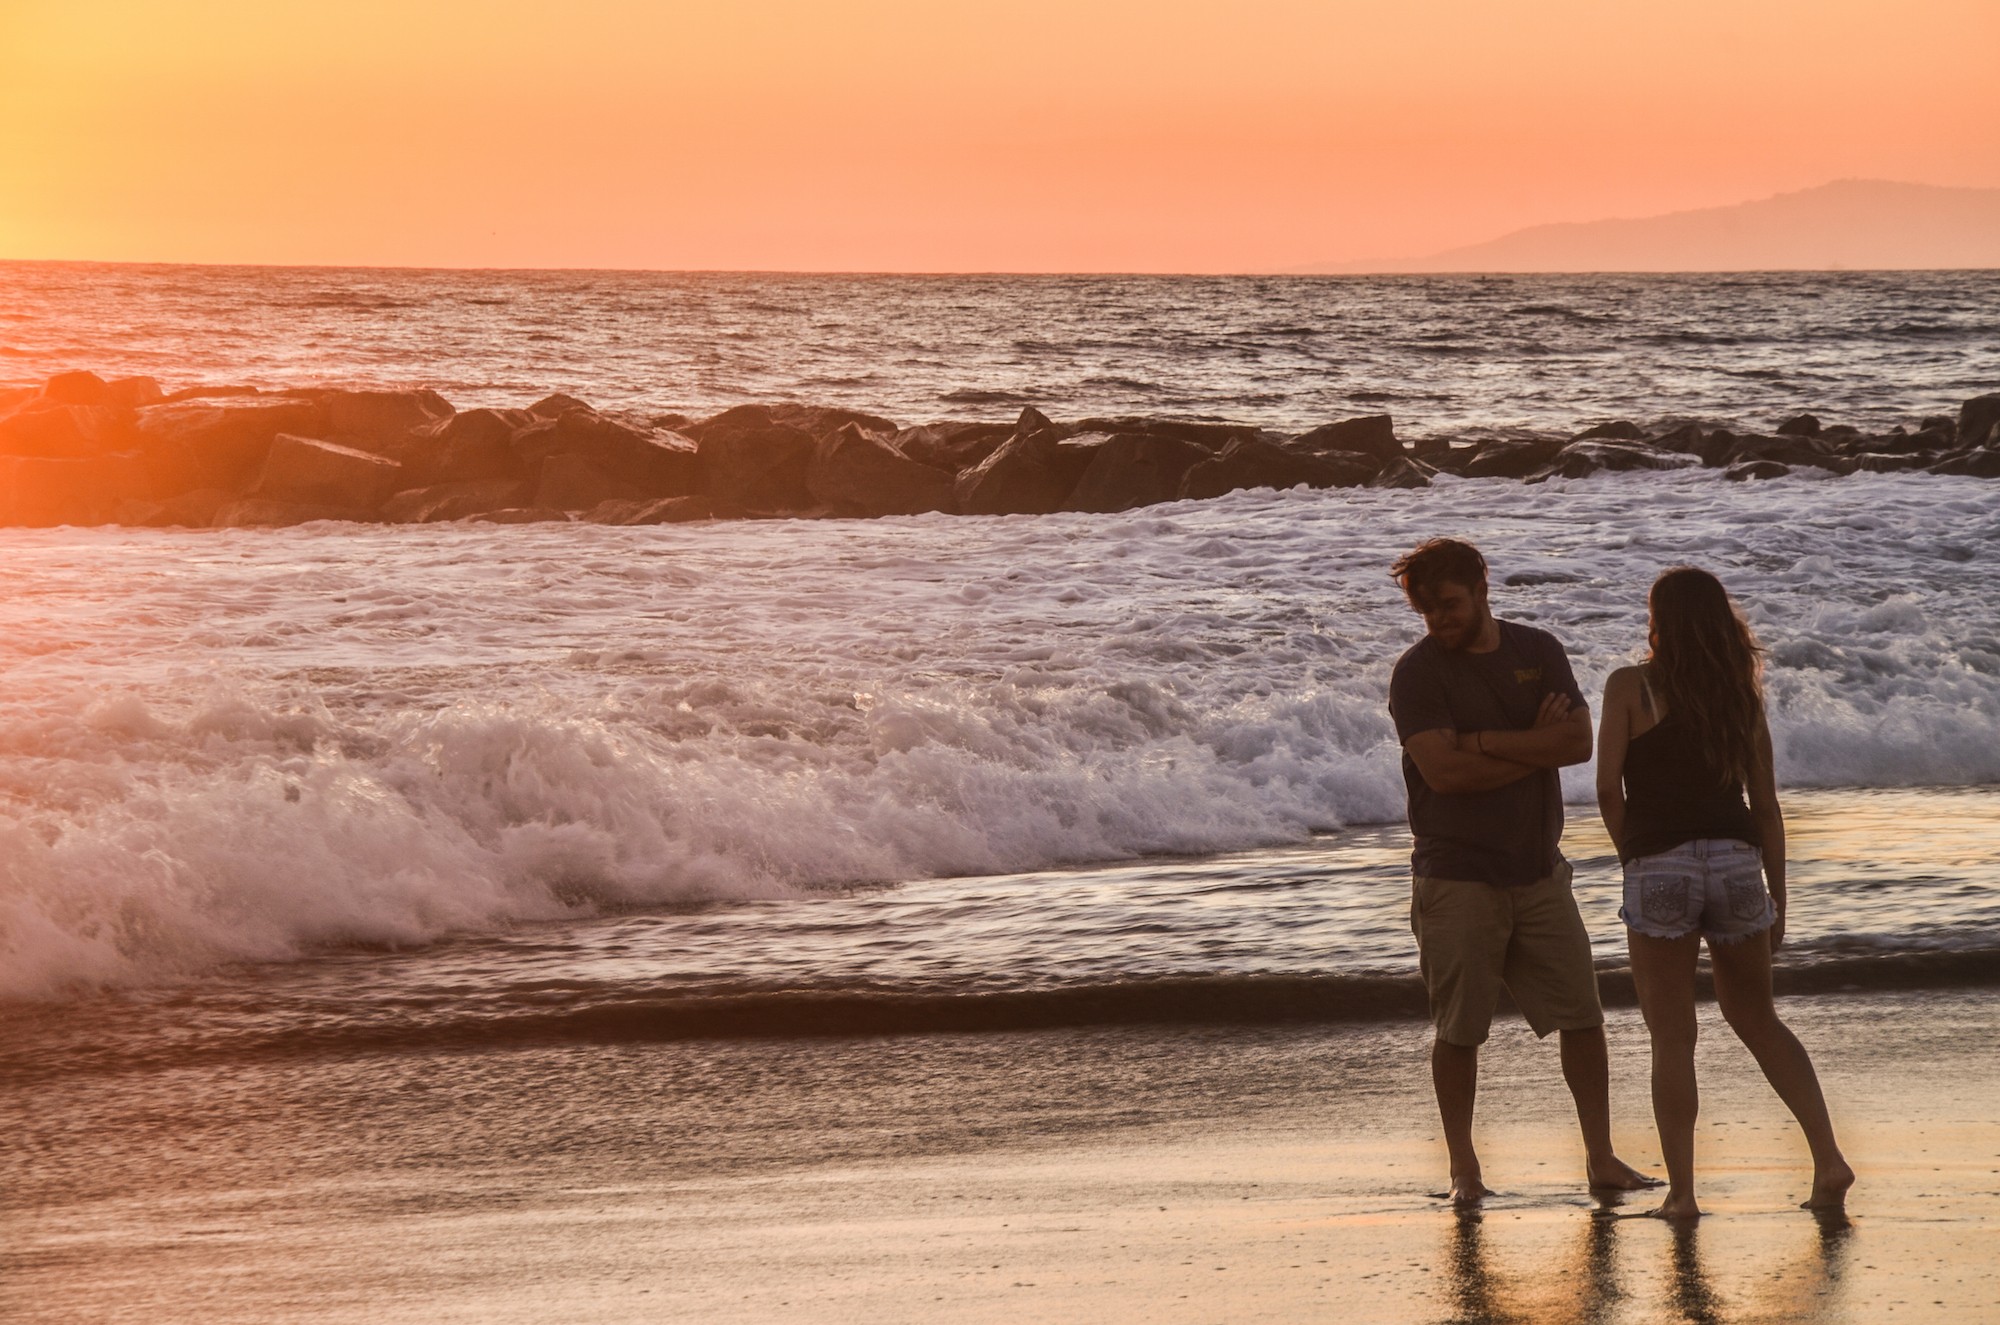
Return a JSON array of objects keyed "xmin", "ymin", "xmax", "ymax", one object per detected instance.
[{"xmin": 1387, "ymin": 537, "xmax": 1854, "ymax": 1220}]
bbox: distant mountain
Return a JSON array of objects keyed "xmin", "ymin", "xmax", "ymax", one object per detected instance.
[{"xmin": 1305, "ymin": 180, "xmax": 2000, "ymax": 274}]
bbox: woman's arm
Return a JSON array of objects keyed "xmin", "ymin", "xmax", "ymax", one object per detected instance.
[
  {"xmin": 1746, "ymin": 714, "xmax": 1788, "ymax": 949},
  {"xmin": 1595, "ymin": 668, "xmax": 1635, "ymax": 854}
]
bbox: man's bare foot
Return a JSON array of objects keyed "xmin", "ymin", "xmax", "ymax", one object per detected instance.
[
  {"xmin": 1802, "ymin": 1159, "xmax": 1855, "ymax": 1210},
  {"xmin": 1647, "ymin": 1190, "xmax": 1702, "ymax": 1221},
  {"xmin": 1587, "ymin": 1156, "xmax": 1665, "ymax": 1191},
  {"xmin": 1446, "ymin": 1172, "xmax": 1492, "ymax": 1205}
]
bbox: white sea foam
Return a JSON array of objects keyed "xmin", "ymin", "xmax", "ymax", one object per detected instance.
[{"xmin": 3, "ymin": 470, "xmax": 1998, "ymax": 997}]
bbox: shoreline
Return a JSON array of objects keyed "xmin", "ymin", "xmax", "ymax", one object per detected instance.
[
  {"xmin": 9, "ymin": 787, "xmax": 2000, "ymax": 1073},
  {"xmin": 6, "ymin": 990, "xmax": 1996, "ymax": 1323}
]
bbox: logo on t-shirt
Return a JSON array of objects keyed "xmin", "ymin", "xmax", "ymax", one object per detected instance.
[{"xmin": 1514, "ymin": 667, "xmax": 1542, "ymax": 685}]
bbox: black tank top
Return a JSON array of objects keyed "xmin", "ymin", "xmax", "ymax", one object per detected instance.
[{"xmin": 1620, "ymin": 688, "xmax": 1759, "ymax": 863}]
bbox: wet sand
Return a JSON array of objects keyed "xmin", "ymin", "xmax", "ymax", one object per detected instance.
[{"xmin": 5, "ymin": 991, "xmax": 1998, "ymax": 1324}]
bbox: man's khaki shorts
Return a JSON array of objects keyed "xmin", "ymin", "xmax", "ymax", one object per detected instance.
[{"xmin": 1409, "ymin": 859, "xmax": 1605, "ymax": 1047}]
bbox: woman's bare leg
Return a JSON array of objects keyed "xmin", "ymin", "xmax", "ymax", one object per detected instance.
[
  {"xmin": 1709, "ymin": 931, "xmax": 1855, "ymax": 1208},
  {"xmin": 1629, "ymin": 929, "xmax": 1704, "ymax": 1218}
]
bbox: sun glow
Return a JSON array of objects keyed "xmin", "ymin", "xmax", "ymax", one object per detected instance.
[{"xmin": 2, "ymin": 0, "xmax": 1996, "ymax": 271}]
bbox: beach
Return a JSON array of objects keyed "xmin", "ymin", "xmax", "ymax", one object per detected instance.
[
  {"xmin": 8, "ymin": 990, "xmax": 1998, "ymax": 1324},
  {"xmin": 5, "ymin": 268, "xmax": 2000, "ymax": 1322}
]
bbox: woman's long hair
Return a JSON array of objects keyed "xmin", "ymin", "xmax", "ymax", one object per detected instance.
[{"xmin": 1647, "ymin": 566, "xmax": 1765, "ymax": 786}]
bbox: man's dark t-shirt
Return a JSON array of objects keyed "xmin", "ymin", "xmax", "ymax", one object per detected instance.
[{"xmin": 1388, "ymin": 620, "xmax": 1586, "ymax": 887}]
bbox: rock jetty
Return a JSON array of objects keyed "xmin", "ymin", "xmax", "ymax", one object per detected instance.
[{"xmin": 2, "ymin": 371, "xmax": 1997, "ymax": 528}]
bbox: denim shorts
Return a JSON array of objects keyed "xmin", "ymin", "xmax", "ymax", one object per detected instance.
[{"xmin": 1619, "ymin": 838, "xmax": 1774, "ymax": 943}]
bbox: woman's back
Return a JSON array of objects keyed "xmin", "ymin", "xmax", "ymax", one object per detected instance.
[{"xmin": 1619, "ymin": 674, "xmax": 1759, "ymax": 863}]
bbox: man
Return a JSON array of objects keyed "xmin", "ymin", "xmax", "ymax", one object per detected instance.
[{"xmin": 1387, "ymin": 537, "xmax": 1656, "ymax": 1204}]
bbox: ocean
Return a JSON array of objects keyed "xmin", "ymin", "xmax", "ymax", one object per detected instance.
[{"xmin": 3, "ymin": 263, "xmax": 1998, "ymax": 1074}]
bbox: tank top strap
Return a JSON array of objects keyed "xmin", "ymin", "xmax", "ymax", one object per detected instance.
[{"xmin": 1637, "ymin": 666, "xmax": 1658, "ymax": 718}]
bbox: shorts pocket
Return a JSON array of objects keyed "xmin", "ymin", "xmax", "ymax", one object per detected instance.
[
  {"xmin": 1725, "ymin": 873, "xmax": 1770, "ymax": 922},
  {"xmin": 1639, "ymin": 874, "xmax": 1694, "ymax": 925}
]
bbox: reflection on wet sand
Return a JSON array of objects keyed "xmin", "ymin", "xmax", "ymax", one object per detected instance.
[
  {"xmin": 1436, "ymin": 1200, "xmax": 1852, "ymax": 1324},
  {"xmin": 1666, "ymin": 1223, "xmax": 1725, "ymax": 1325}
]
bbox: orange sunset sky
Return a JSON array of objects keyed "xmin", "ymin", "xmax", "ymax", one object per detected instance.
[{"xmin": 3, "ymin": 0, "xmax": 1996, "ymax": 273}]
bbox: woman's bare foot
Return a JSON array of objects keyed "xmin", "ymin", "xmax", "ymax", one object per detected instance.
[
  {"xmin": 1587, "ymin": 1156, "xmax": 1665, "ymax": 1191},
  {"xmin": 1802, "ymin": 1158, "xmax": 1856, "ymax": 1210},
  {"xmin": 1447, "ymin": 1172, "xmax": 1492, "ymax": 1205},
  {"xmin": 1647, "ymin": 1190, "xmax": 1703, "ymax": 1221}
]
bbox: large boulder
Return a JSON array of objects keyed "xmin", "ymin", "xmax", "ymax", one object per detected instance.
[
  {"xmin": 683, "ymin": 403, "xmax": 777, "ymax": 440},
  {"xmin": 1460, "ymin": 436, "xmax": 1566, "ymax": 479},
  {"xmin": 35, "ymin": 371, "xmax": 162, "ymax": 410},
  {"xmin": 1726, "ymin": 460, "xmax": 1791, "ymax": 481},
  {"xmin": 511, "ymin": 408, "xmax": 700, "ymax": 499},
  {"xmin": 527, "ymin": 392, "xmax": 592, "ymax": 421},
  {"xmin": 533, "ymin": 454, "xmax": 622, "ymax": 511},
  {"xmin": 1063, "ymin": 434, "xmax": 1211, "ymax": 513},
  {"xmin": 695, "ymin": 420, "xmax": 818, "ymax": 511},
  {"xmin": 1851, "ymin": 453, "xmax": 1932, "ymax": 473},
  {"xmin": 1047, "ymin": 433, "xmax": 1116, "ymax": 487},
  {"xmin": 1421, "ymin": 443, "xmax": 1475, "ymax": 475},
  {"xmin": 769, "ymin": 403, "xmax": 901, "ymax": 441},
  {"xmin": 120, "ymin": 488, "xmax": 231, "ymax": 528},
  {"xmin": 1775, "ymin": 413, "xmax": 1821, "ymax": 438},
  {"xmin": 157, "ymin": 384, "xmax": 264, "ymax": 404},
  {"xmin": 380, "ymin": 479, "xmax": 531, "ymax": 523},
  {"xmin": 1539, "ymin": 440, "xmax": 1699, "ymax": 480},
  {"xmin": 0, "ymin": 452, "xmax": 151, "ymax": 525},
  {"xmin": 806, "ymin": 423, "xmax": 955, "ymax": 516},
  {"xmin": 1571, "ymin": 419, "xmax": 1645, "ymax": 442},
  {"xmin": 682, "ymin": 402, "xmax": 900, "ymax": 443},
  {"xmin": 419, "ymin": 407, "xmax": 536, "ymax": 484},
  {"xmin": 1290, "ymin": 414, "xmax": 1402, "ymax": 461},
  {"xmin": 472, "ymin": 507, "xmax": 572, "ymax": 524},
  {"xmin": 1180, "ymin": 436, "xmax": 1358, "ymax": 500},
  {"xmin": 583, "ymin": 495, "xmax": 719, "ymax": 525},
  {"xmin": 35, "ymin": 371, "xmax": 113, "ymax": 406},
  {"xmin": 1071, "ymin": 417, "xmax": 1255, "ymax": 450},
  {"xmin": 1929, "ymin": 449, "xmax": 2000, "ymax": 478},
  {"xmin": 893, "ymin": 422, "xmax": 1015, "ymax": 472},
  {"xmin": 0, "ymin": 400, "xmax": 135, "ymax": 458},
  {"xmin": 1852, "ymin": 428, "xmax": 1949, "ymax": 458},
  {"xmin": 211, "ymin": 498, "xmax": 360, "ymax": 527},
  {"xmin": 1723, "ymin": 434, "xmax": 1843, "ymax": 470},
  {"xmin": 133, "ymin": 397, "xmax": 326, "ymax": 493},
  {"xmin": 1368, "ymin": 456, "xmax": 1436, "ymax": 490},
  {"xmin": 1908, "ymin": 423, "xmax": 1959, "ymax": 451},
  {"xmin": 311, "ymin": 388, "xmax": 453, "ymax": 447},
  {"xmin": 1959, "ymin": 394, "xmax": 2000, "ymax": 450},
  {"xmin": 581, "ymin": 499, "xmax": 651, "ymax": 524},
  {"xmin": 1279, "ymin": 445, "xmax": 1377, "ymax": 485},
  {"xmin": 253, "ymin": 434, "xmax": 404, "ymax": 510},
  {"xmin": 953, "ymin": 431, "xmax": 1073, "ymax": 516},
  {"xmin": 1650, "ymin": 423, "xmax": 1734, "ymax": 467}
]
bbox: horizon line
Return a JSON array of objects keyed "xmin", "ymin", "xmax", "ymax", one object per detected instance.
[{"xmin": 5, "ymin": 255, "xmax": 1998, "ymax": 279}]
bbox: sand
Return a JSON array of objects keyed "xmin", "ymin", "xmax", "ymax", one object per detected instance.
[{"xmin": 6, "ymin": 991, "xmax": 1998, "ymax": 1324}]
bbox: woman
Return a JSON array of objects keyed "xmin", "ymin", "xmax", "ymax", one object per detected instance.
[{"xmin": 1597, "ymin": 566, "xmax": 1852, "ymax": 1219}]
